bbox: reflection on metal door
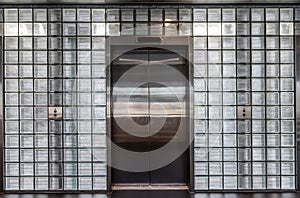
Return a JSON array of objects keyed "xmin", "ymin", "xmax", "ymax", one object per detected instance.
[{"xmin": 111, "ymin": 47, "xmax": 189, "ymax": 186}]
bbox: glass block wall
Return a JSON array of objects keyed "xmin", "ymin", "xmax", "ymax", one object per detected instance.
[{"xmin": 0, "ymin": 6, "xmax": 297, "ymax": 191}]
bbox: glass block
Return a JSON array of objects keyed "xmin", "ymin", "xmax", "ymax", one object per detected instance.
[
  {"xmin": 209, "ymin": 148, "xmax": 222, "ymax": 161},
  {"xmin": 223, "ymin": 92, "xmax": 236, "ymax": 105},
  {"xmin": 63, "ymin": 23, "xmax": 76, "ymax": 36},
  {"xmin": 193, "ymin": 23, "xmax": 207, "ymax": 36},
  {"xmin": 281, "ymin": 134, "xmax": 294, "ymax": 147},
  {"xmin": 49, "ymin": 37, "xmax": 62, "ymax": 50},
  {"xmin": 252, "ymin": 51, "xmax": 265, "ymax": 63},
  {"xmin": 223, "ymin": 134, "xmax": 236, "ymax": 147},
  {"xmin": 208, "ymin": 23, "xmax": 221, "ymax": 36},
  {"xmin": 208, "ymin": 9, "xmax": 221, "ymax": 21},
  {"xmin": 237, "ymin": 92, "xmax": 250, "ymax": 105},
  {"xmin": 223, "ymin": 37, "xmax": 236, "ymax": 49},
  {"xmin": 194, "ymin": 106, "xmax": 207, "ymax": 119},
  {"xmin": 78, "ymin": 23, "xmax": 90, "ymax": 36},
  {"xmin": 281, "ymin": 162, "xmax": 295, "ymax": 175},
  {"xmin": 281, "ymin": 106, "xmax": 294, "ymax": 119},
  {"xmin": 195, "ymin": 176, "xmax": 208, "ymax": 190},
  {"xmin": 121, "ymin": 23, "xmax": 134, "ymax": 35},
  {"xmin": 252, "ymin": 134, "xmax": 265, "ymax": 147},
  {"xmin": 19, "ymin": 51, "xmax": 33, "ymax": 63},
  {"xmin": 136, "ymin": 9, "xmax": 148, "ymax": 21},
  {"xmin": 267, "ymin": 92, "xmax": 279, "ymax": 105},
  {"xmin": 165, "ymin": 23, "xmax": 178, "ymax": 36},
  {"xmin": 20, "ymin": 93, "xmax": 33, "ymax": 105},
  {"xmin": 266, "ymin": 8, "xmax": 279, "ymax": 21},
  {"xmin": 282, "ymin": 176, "xmax": 295, "ymax": 189},
  {"xmin": 252, "ymin": 23, "xmax": 264, "ymax": 35},
  {"xmin": 4, "ymin": 23, "xmax": 18, "ymax": 36},
  {"xmin": 194, "ymin": 120, "xmax": 207, "ymax": 133},
  {"xmin": 6, "ymin": 135, "xmax": 19, "ymax": 148},
  {"xmin": 165, "ymin": 9, "xmax": 178, "ymax": 21},
  {"xmin": 280, "ymin": 65, "xmax": 294, "ymax": 77},
  {"xmin": 266, "ymin": 106, "xmax": 279, "ymax": 119},
  {"xmin": 195, "ymin": 162, "xmax": 208, "ymax": 175},
  {"xmin": 78, "ymin": 9, "xmax": 90, "ymax": 22},
  {"xmin": 209, "ymin": 107, "xmax": 222, "ymax": 119},
  {"xmin": 92, "ymin": 9, "xmax": 105, "ymax": 22},
  {"xmin": 209, "ymin": 79, "xmax": 221, "ymax": 91},
  {"xmin": 266, "ymin": 79, "xmax": 279, "ymax": 91},
  {"xmin": 281, "ymin": 92, "xmax": 294, "ymax": 105},
  {"xmin": 208, "ymin": 64, "xmax": 221, "ymax": 77},
  {"xmin": 267, "ymin": 134, "xmax": 280, "ymax": 147},
  {"xmin": 34, "ymin": 9, "xmax": 47, "ymax": 21},
  {"xmin": 252, "ymin": 92, "xmax": 265, "ymax": 105},
  {"xmin": 5, "ymin": 107, "xmax": 19, "ymax": 119},
  {"xmin": 221, "ymin": 23, "xmax": 236, "ymax": 37},
  {"xmin": 281, "ymin": 120, "xmax": 294, "ymax": 133},
  {"xmin": 106, "ymin": 23, "xmax": 120, "ymax": 36},
  {"xmin": 209, "ymin": 162, "xmax": 222, "ymax": 175},
  {"xmin": 19, "ymin": 9, "xmax": 32, "ymax": 21},
  {"xmin": 237, "ymin": 37, "xmax": 249, "ymax": 49},
  {"xmin": 252, "ymin": 120, "xmax": 265, "ymax": 133},
  {"xmin": 194, "ymin": 92, "xmax": 206, "ymax": 105},
  {"xmin": 252, "ymin": 37, "xmax": 264, "ymax": 49},
  {"xmin": 5, "ymin": 9, "xmax": 18, "ymax": 22},
  {"xmin": 281, "ymin": 78, "xmax": 294, "ymax": 91},
  {"xmin": 19, "ymin": 23, "xmax": 32, "ymax": 36},
  {"xmin": 179, "ymin": 9, "xmax": 192, "ymax": 21},
  {"xmin": 5, "ymin": 79, "xmax": 18, "ymax": 92},
  {"xmin": 251, "ymin": 8, "xmax": 264, "ymax": 21},
  {"xmin": 194, "ymin": 9, "xmax": 206, "ymax": 21},
  {"xmin": 34, "ymin": 37, "xmax": 47, "ymax": 50},
  {"xmin": 266, "ymin": 64, "xmax": 279, "ymax": 77},
  {"xmin": 20, "ymin": 107, "xmax": 33, "ymax": 119},
  {"xmin": 281, "ymin": 51, "xmax": 294, "ymax": 63},
  {"xmin": 223, "ymin": 79, "xmax": 236, "ymax": 91},
  {"xmin": 5, "ymin": 37, "xmax": 18, "ymax": 49},
  {"xmin": 34, "ymin": 23, "xmax": 47, "ymax": 36},
  {"xmin": 252, "ymin": 106, "xmax": 265, "ymax": 119},
  {"xmin": 34, "ymin": 51, "xmax": 47, "ymax": 64},
  {"xmin": 237, "ymin": 51, "xmax": 250, "ymax": 63},
  {"xmin": 280, "ymin": 37, "xmax": 293, "ymax": 49},
  {"xmin": 223, "ymin": 120, "xmax": 236, "ymax": 133},
  {"xmin": 194, "ymin": 50, "xmax": 207, "ymax": 63},
  {"xmin": 150, "ymin": 23, "xmax": 163, "ymax": 35},
  {"xmin": 135, "ymin": 24, "xmax": 148, "ymax": 35},
  {"xmin": 266, "ymin": 51, "xmax": 279, "ymax": 63},
  {"xmin": 106, "ymin": 9, "xmax": 119, "ymax": 21},
  {"xmin": 64, "ymin": 51, "xmax": 76, "ymax": 64},
  {"xmin": 237, "ymin": 64, "xmax": 250, "ymax": 77},
  {"xmin": 266, "ymin": 23, "xmax": 279, "ymax": 35},
  {"xmin": 5, "ymin": 93, "xmax": 18, "ymax": 106},
  {"xmin": 224, "ymin": 162, "xmax": 237, "ymax": 175},
  {"xmin": 5, "ymin": 121, "xmax": 19, "ymax": 134},
  {"xmin": 280, "ymin": 23, "xmax": 294, "ymax": 35},
  {"xmin": 281, "ymin": 148, "xmax": 295, "ymax": 161},
  {"xmin": 223, "ymin": 64, "xmax": 236, "ymax": 77},
  {"xmin": 238, "ymin": 162, "xmax": 251, "ymax": 175},
  {"xmin": 224, "ymin": 148, "xmax": 236, "ymax": 161},
  {"xmin": 179, "ymin": 23, "xmax": 192, "ymax": 36},
  {"xmin": 194, "ymin": 37, "xmax": 207, "ymax": 49},
  {"xmin": 266, "ymin": 37, "xmax": 279, "ymax": 49},
  {"xmin": 280, "ymin": 8, "xmax": 293, "ymax": 21},
  {"xmin": 223, "ymin": 9, "xmax": 235, "ymax": 21},
  {"xmin": 208, "ymin": 51, "xmax": 221, "ymax": 63},
  {"xmin": 253, "ymin": 148, "xmax": 266, "ymax": 161},
  {"xmin": 237, "ymin": 79, "xmax": 250, "ymax": 91},
  {"xmin": 151, "ymin": 9, "xmax": 163, "ymax": 21},
  {"xmin": 209, "ymin": 120, "xmax": 222, "ymax": 133},
  {"xmin": 5, "ymin": 51, "xmax": 18, "ymax": 64},
  {"xmin": 267, "ymin": 120, "xmax": 279, "ymax": 133},
  {"xmin": 63, "ymin": 9, "xmax": 76, "ymax": 21},
  {"xmin": 208, "ymin": 37, "xmax": 221, "ymax": 49},
  {"xmin": 237, "ymin": 9, "xmax": 250, "ymax": 21}
]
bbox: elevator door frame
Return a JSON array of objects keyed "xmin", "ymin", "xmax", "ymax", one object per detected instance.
[{"xmin": 106, "ymin": 36, "xmax": 194, "ymax": 192}]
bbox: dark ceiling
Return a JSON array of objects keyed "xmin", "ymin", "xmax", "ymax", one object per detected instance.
[{"xmin": 1, "ymin": 0, "xmax": 300, "ymax": 4}]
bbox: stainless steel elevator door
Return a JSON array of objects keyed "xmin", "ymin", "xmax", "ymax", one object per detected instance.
[{"xmin": 111, "ymin": 47, "xmax": 189, "ymax": 185}]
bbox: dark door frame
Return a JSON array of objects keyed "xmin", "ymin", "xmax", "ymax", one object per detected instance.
[{"xmin": 106, "ymin": 36, "xmax": 194, "ymax": 192}]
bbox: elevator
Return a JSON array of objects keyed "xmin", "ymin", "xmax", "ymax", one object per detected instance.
[{"xmin": 109, "ymin": 37, "xmax": 192, "ymax": 188}]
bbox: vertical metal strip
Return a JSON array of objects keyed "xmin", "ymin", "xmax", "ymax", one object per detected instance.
[{"xmin": 295, "ymin": 35, "xmax": 300, "ymax": 191}]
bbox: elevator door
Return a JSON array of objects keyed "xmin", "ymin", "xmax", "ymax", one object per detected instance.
[{"xmin": 111, "ymin": 47, "xmax": 189, "ymax": 185}]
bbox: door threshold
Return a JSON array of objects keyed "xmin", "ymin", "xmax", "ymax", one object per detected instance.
[{"xmin": 112, "ymin": 184, "xmax": 189, "ymax": 191}]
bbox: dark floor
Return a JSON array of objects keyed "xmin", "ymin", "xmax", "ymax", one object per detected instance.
[{"xmin": 0, "ymin": 191, "xmax": 300, "ymax": 198}]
